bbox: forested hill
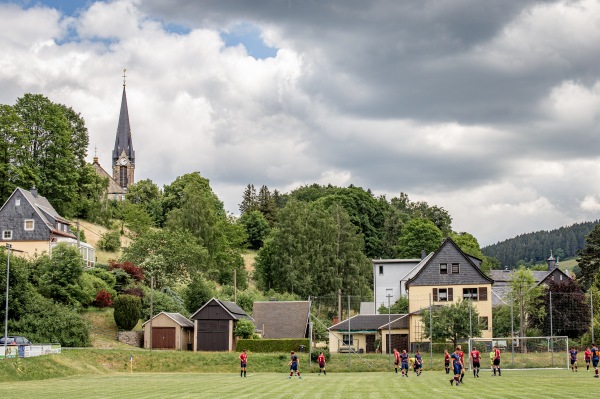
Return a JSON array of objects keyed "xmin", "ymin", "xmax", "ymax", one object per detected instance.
[{"xmin": 481, "ymin": 220, "xmax": 599, "ymax": 268}]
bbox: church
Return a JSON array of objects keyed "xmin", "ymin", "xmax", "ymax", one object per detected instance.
[{"xmin": 91, "ymin": 71, "xmax": 136, "ymax": 200}]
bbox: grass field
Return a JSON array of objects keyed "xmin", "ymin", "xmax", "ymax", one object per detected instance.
[{"xmin": 1, "ymin": 369, "xmax": 598, "ymax": 399}]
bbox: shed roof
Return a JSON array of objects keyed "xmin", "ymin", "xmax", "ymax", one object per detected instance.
[
  {"xmin": 329, "ymin": 314, "xmax": 406, "ymax": 332},
  {"xmin": 253, "ymin": 301, "xmax": 310, "ymax": 338},
  {"xmin": 142, "ymin": 311, "xmax": 194, "ymax": 328},
  {"xmin": 190, "ymin": 298, "xmax": 253, "ymax": 321}
]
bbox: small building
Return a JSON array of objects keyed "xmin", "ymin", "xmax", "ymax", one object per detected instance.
[
  {"xmin": 0, "ymin": 187, "xmax": 95, "ymax": 266},
  {"xmin": 490, "ymin": 252, "xmax": 572, "ymax": 306},
  {"xmin": 329, "ymin": 314, "xmax": 409, "ymax": 353},
  {"xmin": 191, "ymin": 298, "xmax": 253, "ymax": 352},
  {"xmin": 142, "ymin": 312, "xmax": 194, "ymax": 350},
  {"xmin": 252, "ymin": 301, "xmax": 310, "ymax": 338}
]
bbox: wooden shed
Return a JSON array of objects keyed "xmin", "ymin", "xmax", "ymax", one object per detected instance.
[
  {"xmin": 142, "ymin": 312, "xmax": 194, "ymax": 350},
  {"xmin": 191, "ymin": 298, "xmax": 253, "ymax": 352}
]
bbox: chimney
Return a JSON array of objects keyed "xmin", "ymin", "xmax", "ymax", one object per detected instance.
[
  {"xmin": 30, "ymin": 187, "xmax": 38, "ymax": 198},
  {"xmin": 547, "ymin": 251, "xmax": 557, "ymax": 271},
  {"xmin": 421, "ymin": 250, "xmax": 426, "ymax": 260}
]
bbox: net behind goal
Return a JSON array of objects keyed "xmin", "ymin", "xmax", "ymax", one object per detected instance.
[{"xmin": 468, "ymin": 336, "xmax": 569, "ymax": 370}]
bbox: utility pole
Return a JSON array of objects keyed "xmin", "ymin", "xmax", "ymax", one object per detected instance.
[
  {"xmin": 338, "ymin": 289, "xmax": 341, "ymax": 322},
  {"xmin": 149, "ymin": 275, "xmax": 154, "ymax": 351},
  {"xmin": 3, "ymin": 244, "xmax": 11, "ymax": 360}
]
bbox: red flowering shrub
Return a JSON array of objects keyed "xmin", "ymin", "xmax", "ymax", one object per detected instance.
[
  {"xmin": 94, "ymin": 290, "xmax": 114, "ymax": 308},
  {"xmin": 108, "ymin": 261, "xmax": 144, "ymax": 282}
]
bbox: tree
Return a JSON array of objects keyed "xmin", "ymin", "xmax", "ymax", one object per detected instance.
[
  {"xmin": 510, "ymin": 267, "xmax": 543, "ymax": 340},
  {"xmin": 35, "ymin": 243, "xmax": 86, "ymax": 307},
  {"xmin": 257, "ymin": 185, "xmax": 277, "ymax": 225},
  {"xmin": 492, "ymin": 304, "xmax": 517, "ymax": 337},
  {"xmin": 234, "ymin": 319, "xmax": 256, "ymax": 339},
  {"xmin": 0, "ymin": 104, "xmax": 30, "ymax": 201},
  {"xmin": 397, "ymin": 218, "xmax": 443, "ymax": 258},
  {"xmin": 378, "ymin": 296, "xmax": 409, "ymax": 314},
  {"xmin": 576, "ymin": 223, "xmax": 600, "ymax": 290},
  {"xmin": 125, "ymin": 179, "xmax": 164, "ymax": 226},
  {"xmin": 240, "ymin": 210, "xmax": 270, "ymax": 250},
  {"xmin": 113, "ymin": 294, "xmax": 142, "ymax": 331},
  {"xmin": 239, "ymin": 183, "xmax": 257, "ymax": 214},
  {"xmin": 183, "ymin": 275, "xmax": 217, "ymax": 314},
  {"xmin": 421, "ymin": 300, "xmax": 482, "ymax": 347}
]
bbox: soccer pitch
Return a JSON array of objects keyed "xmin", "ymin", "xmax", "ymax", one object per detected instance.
[{"xmin": 0, "ymin": 369, "xmax": 597, "ymax": 399}]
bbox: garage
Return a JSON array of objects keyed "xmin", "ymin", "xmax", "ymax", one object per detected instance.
[{"xmin": 142, "ymin": 312, "xmax": 194, "ymax": 350}]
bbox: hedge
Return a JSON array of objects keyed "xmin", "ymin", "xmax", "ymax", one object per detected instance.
[{"xmin": 237, "ymin": 338, "xmax": 310, "ymax": 353}]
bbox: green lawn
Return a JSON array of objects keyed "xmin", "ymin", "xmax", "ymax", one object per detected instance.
[{"xmin": 1, "ymin": 369, "xmax": 598, "ymax": 399}]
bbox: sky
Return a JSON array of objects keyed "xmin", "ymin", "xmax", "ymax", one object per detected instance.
[{"xmin": 1, "ymin": 0, "xmax": 600, "ymax": 247}]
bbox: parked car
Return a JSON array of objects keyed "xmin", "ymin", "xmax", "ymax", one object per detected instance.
[{"xmin": 0, "ymin": 336, "xmax": 32, "ymax": 346}]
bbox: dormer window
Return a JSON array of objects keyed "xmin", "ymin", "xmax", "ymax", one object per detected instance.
[{"xmin": 24, "ymin": 219, "xmax": 34, "ymax": 231}]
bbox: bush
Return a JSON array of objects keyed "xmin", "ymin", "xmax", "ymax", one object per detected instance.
[
  {"xmin": 234, "ymin": 319, "xmax": 256, "ymax": 338},
  {"xmin": 122, "ymin": 286, "xmax": 145, "ymax": 298},
  {"xmin": 109, "ymin": 261, "xmax": 144, "ymax": 282},
  {"xmin": 184, "ymin": 275, "xmax": 217, "ymax": 314},
  {"xmin": 113, "ymin": 294, "xmax": 142, "ymax": 331},
  {"xmin": 94, "ymin": 290, "xmax": 114, "ymax": 308},
  {"xmin": 86, "ymin": 268, "xmax": 117, "ymax": 289},
  {"xmin": 310, "ymin": 347, "xmax": 331, "ymax": 362},
  {"xmin": 98, "ymin": 230, "xmax": 121, "ymax": 251},
  {"xmin": 142, "ymin": 288, "xmax": 187, "ymax": 320},
  {"xmin": 236, "ymin": 338, "xmax": 310, "ymax": 353},
  {"xmin": 112, "ymin": 268, "xmax": 134, "ymax": 290}
]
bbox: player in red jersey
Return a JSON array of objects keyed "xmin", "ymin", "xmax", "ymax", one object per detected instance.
[
  {"xmin": 444, "ymin": 349, "xmax": 450, "ymax": 374},
  {"xmin": 393, "ymin": 348, "xmax": 401, "ymax": 374},
  {"xmin": 584, "ymin": 347, "xmax": 592, "ymax": 371},
  {"xmin": 492, "ymin": 345, "xmax": 501, "ymax": 376},
  {"xmin": 457, "ymin": 345, "xmax": 465, "ymax": 383},
  {"xmin": 239, "ymin": 349, "xmax": 248, "ymax": 377},
  {"xmin": 469, "ymin": 347, "xmax": 481, "ymax": 378},
  {"xmin": 569, "ymin": 347, "xmax": 578, "ymax": 372},
  {"xmin": 591, "ymin": 343, "xmax": 599, "ymax": 378},
  {"xmin": 317, "ymin": 351, "xmax": 327, "ymax": 376}
]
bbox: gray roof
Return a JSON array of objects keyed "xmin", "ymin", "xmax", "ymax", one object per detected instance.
[
  {"xmin": 379, "ymin": 314, "xmax": 410, "ymax": 330},
  {"xmin": 190, "ymin": 298, "xmax": 254, "ymax": 321},
  {"xmin": 489, "ymin": 268, "xmax": 571, "ymax": 306},
  {"xmin": 330, "ymin": 314, "xmax": 406, "ymax": 332},
  {"xmin": 112, "ymin": 85, "xmax": 135, "ymax": 163},
  {"xmin": 142, "ymin": 311, "xmax": 194, "ymax": 328},
  {"xmin": 253, "ymin": 301, "xmax": 310, "ymax": 338},
  {"xmin": 91, "ymin": 159, "xmax": 126, "ymax": 195}
]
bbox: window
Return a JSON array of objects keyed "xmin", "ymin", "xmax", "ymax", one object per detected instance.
[
  {"xmin": 24, "ymin": 219, "xmax": 34, "ymax": 231},
  {"xmin": 379, "ymin": 265, "xmax": 384, "ymax": 276},
  {"xmin": 463, "ymin": 288, "xmax": 478, "ymax": 300},
  {"xmin": 15, "ymin": 199, "xmax": 20, "ymax": 206},
  {"xmin": 342, "ymin": 334, "xmax": 353, "ymax": 345},
  {"xmin": 478, "ymin": 287, "xmax": 488, "ymax": 301},
  {"xmin": 433, "ymin": 287, "xmax": 453, "ymax": 302},
  {"xmin": 451, "ymin": 263, "xmax": 460, "ymax": 274},
  {"xmin": 440, "ymin": 263, "xmax": 448, "ymax": 274},
  {"xmin": 479, "ymin": 316, "xmax": 489, "ymax": 330},
  {"xmin": 2, "ymin": 230, "xmax": 12, "ymax": 240},
  {"xmin": 119, "ymin": 166, "xmax": 128, "ymax": 188}
]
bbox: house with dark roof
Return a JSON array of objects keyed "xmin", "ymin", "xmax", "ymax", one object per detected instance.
[
  {"xmin": 489, "ymin": 253, "xmax": 572, "ymax": 306},
  {"xmin": 0, "ymin": 187, "xmax": 95, "ymax": 266},
  {"xmin": 190, "ymin": 298, "xmax": 254, "ymax": 352},
  {"xmin": 252, "ymin": 301, "xmax": 310, "ymax": 339},
  {"xmin": 142, "ymin": 312, "xmax": 194, "ymax": 350},
  {"xmin": 405, "ymin": 238, "xmax": 494, "ymax": 347},
  {"xmin": 328, "ymin": 314, "xmax": 409, "ymax": 353}
]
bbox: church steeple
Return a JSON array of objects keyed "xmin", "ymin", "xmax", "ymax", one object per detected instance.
[{"xmin": 112, "ymin": 69, "xmax": 135, "ymax": 189}]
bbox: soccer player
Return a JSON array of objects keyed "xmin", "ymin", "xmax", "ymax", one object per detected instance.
[
  {"xmin": 457, "ymin": 345, "xmax": 465, "ymax": 383},
  {"xmin": 569, "ymin": 347, "xmax": 578, "ymax": 372},
  {"xmin": 288, "ymin": 351, "xmax": 301, "ymax": 379},
  {"xmin": 584, "ymin": 347, "xmax": 592, "ymax": 371},
  {"xmin": 444, "ymin": 349, "xmax": 450, "ymax": 374},
  {"xmin": 470, "ymin": 347, "xmax": 481, "ymax": 378},
  {"xmin": 492, "ymin": 345, "xmax": 501, "ymax": 376},
  {"xmin": 591, "ymin": 343, "xmax": 599, "ymax": 378},
  {"xmin": 239, "ymin": 349, "xmax": 248, "ymax": 377},
  {"xmin": 449, "ymin": 347, "xmax": 463, "ymax": 386},
  {"xmin": 393, "ymin": 348, "xmax": 400, "ymax": 374},
  {"xmin": 400, "ymin": 349, "xmax": 410, "ymax": 377},
  {"xmin": 317, "ymin": 351, "xmax": 326, "ymax": 376},
  {"xmin": 489, "ymin": 348, "xmax": 495, "ymax": 373},
  {"xmin": 414, "ymin": 350, "xmax": 422, "ymax": 376}
]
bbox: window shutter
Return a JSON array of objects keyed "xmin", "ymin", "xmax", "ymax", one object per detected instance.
[
  {"xmin": 479, "ymin": 287, "xmax": 488, "ymax": 301},
  {"xmin": 448, "ymin": 288, "xmax": 454, "ymax": 301},
  {"xmin": 433, "ymin": 288, "xmax": 438, "ymax": 301}
]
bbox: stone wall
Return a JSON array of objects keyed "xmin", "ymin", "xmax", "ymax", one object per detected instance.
[{"xmin": 117, "ymin": 331, "xmax": 144, "ymax": 348}]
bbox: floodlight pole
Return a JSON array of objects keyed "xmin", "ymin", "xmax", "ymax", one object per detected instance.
[
  {"xmin": 591, "ymin": 290, "xmax": 594, "ymax": 343},
  {"xmin": 3, "ymin": 244, "xmax": 11, "ymax": 361},
  {"xmin": 386, "ymin": 288, "xmax": 393, "ymax": 368},
  {"xmin": 549, "ymin": 291, "xmax": 553, "ymax": 367},
  {"xmin": 510, "ymin": 292, "xmax": 514, "ymax": 367}
]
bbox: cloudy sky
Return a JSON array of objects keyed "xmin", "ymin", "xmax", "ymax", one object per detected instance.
[{"xmin": 1, "ymin": 0, "xmax": 600, "ymax": 246}]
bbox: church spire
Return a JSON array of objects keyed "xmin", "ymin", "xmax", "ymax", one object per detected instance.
[{"xmin": 112, "ymin": 69, "xmax": 135, "ymax": 164}]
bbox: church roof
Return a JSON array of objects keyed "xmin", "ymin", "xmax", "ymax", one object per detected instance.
[
  {"xmin": 112, "ymin": 84, "xmax": 135, "ymax": 163},
  {"xmin": 91, "ymin": 158, "xmax": 126, "ymax": 195}
]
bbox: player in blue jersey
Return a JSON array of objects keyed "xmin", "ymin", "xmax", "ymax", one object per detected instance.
[
  {"xmin": 569, "ymin": 347, "xmax": 578, "ymax": 372},
  {"xmin": 591, "ymin": 343, "xmax": 599, "ymax": 378},
  {"xmin": 449, "ymin": 347, "xmax": 463, "ymax": 386},
  {"xmin": 413, "ymin": 351, "xmax": 422, "ymax": 376},
  {"xmin": 288, "ymin": 351, "xmax": 302, "ymax": 379},
  {"xmin": 400, "ymin": 349, "xmax": 410, "ymax": 377}
]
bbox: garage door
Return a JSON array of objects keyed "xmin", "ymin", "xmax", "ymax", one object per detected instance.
[
  {"xmin": 197, "ymin": 320, "xmax": 229, "ymax": 351},
  {"xmin": 152, "ymin": 327, "xmax": 176, "ymax": 349}
]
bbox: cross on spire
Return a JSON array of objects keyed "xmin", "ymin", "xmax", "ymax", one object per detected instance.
[{"xmin": 122, "ymin": 68, "xmax": 127, "ymax": 86}]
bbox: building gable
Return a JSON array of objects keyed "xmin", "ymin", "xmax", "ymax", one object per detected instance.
[{"xmin": 406, "ymin": 238, "xmax": 492, "ymax": 287}]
